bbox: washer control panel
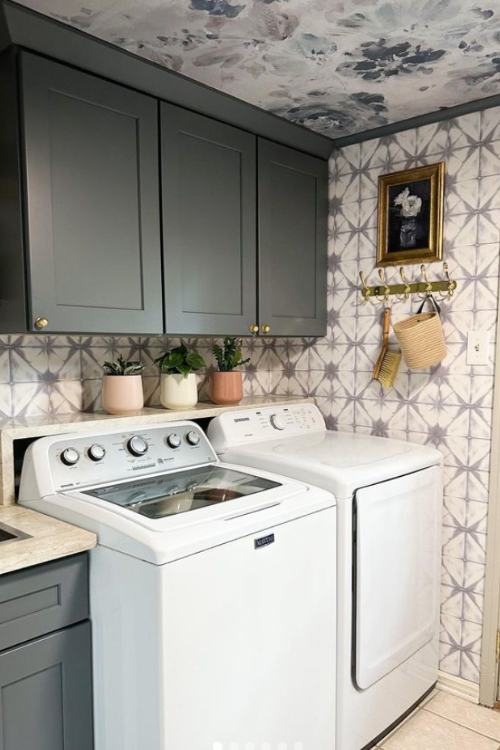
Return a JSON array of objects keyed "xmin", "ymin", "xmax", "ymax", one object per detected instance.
[
  {"xmin": 47, "ymin": 422, "xmax": 216, "ymax": 492},
  {"xmin": 208, "ymin": 403, "xmax": 325, "ymax": 451}
]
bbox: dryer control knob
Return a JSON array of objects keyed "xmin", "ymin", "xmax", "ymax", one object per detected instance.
[
  {"xmin": 186, "ymin": 430, "xmax": 201, "ymax": 446},
  {"xmin": 127, "ymin": 436, "xmax": 148, "ymax": 456},
  {"xmin": 270, "ymin": 413, "xmax": 286, "ymax": 431},
  {"xmin": 61, "ymin": 448, "xmax": 80, "ymax": 466},
  {"xmin": 167, "ymin": 433, "xmax": 181, "ymax": 449}
]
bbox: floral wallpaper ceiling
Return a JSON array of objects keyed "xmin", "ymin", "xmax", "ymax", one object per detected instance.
[{"xmin": 15, "ymin": 0, "xmax": 500, "ymax": 139}]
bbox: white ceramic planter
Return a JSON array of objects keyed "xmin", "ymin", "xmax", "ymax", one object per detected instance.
[
  {"xmin": 101, "ymin": 375, "xmax": 144, "ymax": 415},
  {"xmin": 160, "ymin": 373, "xmax": 198, "ymax": 410}
]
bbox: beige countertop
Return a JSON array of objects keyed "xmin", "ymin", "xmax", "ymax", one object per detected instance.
[
  {"xmin": 0, "ymin": 396, "xmax": 310, "ymax": 435},
  {"xmin": 0, "ymin": 505, "xmax": 96, "ymax": 575}
]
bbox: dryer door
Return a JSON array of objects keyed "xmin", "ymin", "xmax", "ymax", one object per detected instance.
[{"xmin": 355, "ymin": 465, "xmax": 442, "ymax": 690}]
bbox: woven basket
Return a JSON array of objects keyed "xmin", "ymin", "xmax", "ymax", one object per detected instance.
[{"xmin": 393, "ymin": 297, "xmax": 447, "ymax": 369}]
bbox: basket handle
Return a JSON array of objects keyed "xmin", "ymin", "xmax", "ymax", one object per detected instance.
[{"xmin": 416, "ymin": 294, "xmax": 441, "ymax": 316}]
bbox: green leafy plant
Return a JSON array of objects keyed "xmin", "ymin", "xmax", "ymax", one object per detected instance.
[
  {"xmin": 154, "ymin": 342, "xmax": 206, "ymax": 378},
  {"xmin": 103, "ymin": 355, "xmax": 144, "ymax": 376},
  {"xmin": 212, "ymin": 337, "xmax": 251, "ymax": 372}
]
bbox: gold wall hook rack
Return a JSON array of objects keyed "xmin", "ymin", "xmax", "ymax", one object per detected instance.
[{"xmin": 359, "ymin": 263, "xmax": 457, "ymax": 304}]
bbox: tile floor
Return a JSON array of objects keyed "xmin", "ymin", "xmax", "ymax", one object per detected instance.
[{"xmin": 376, "ymin": 692, "xmax": 500, "ymax": 749}]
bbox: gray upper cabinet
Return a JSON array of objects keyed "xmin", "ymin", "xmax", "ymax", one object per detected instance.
[
  {"xmin": 161, "ymin": 103, "xmax": 257, "ymax": 336},
  {"xmin": 1, "ymin": 45, "xmax": 329, "ymax": 336},
  {"xmin": 20, "ymin": 52, "xmax": 163, "ymax": 334},
  {"xmin": 258, "ymin": 139, "xmax": 327, "ymax": 337}
]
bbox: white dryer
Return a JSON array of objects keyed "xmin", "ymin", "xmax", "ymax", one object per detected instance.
[
  {"xmin": 208, "ymin": 402, "xmax": 443, "ymax": 750},
  {"xmin": 19, "ymin": 420, "xmax": 336, "ymax": 750}
]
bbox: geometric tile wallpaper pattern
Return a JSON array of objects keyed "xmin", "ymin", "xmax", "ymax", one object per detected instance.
[
  {"xmin": 0, "ymin": 333, "xmax": 292, "ymax": 418},
  {"xmin": 1, "ymin": 106, "xmax": 499, "ymax": 686},
  {"xmin": 269, "ymin": 106, "xmax": 500, "ymax": 686}
]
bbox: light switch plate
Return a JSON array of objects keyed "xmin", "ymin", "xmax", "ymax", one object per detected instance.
[{"xmin": 467, "ymin": 330, "xmax": 491, "ymax": 365}]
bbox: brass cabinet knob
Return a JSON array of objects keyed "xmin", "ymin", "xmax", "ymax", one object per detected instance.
[
  {"xmin": 248, "ymin": 324, "xmax": 259, "ymax": 335},
  {"xmin": 34, "ymin": 317, "xmax": 49, "ymax": 330},
  {"xmin": 260, "ymin": 323, "xmax": 271, "ymax": 334}
]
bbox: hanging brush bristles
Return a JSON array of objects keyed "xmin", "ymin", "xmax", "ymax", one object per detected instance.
[{"xmin": 373, "ymin": 307, "xmax": 401, "ymax": 388}]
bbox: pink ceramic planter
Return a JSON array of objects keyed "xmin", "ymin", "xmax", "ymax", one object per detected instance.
[
  {"xmin": 210, "ymin": 371, "xmax": 243, "ymax": 405},
  {"xmin": 102, "ymin": 375, "xmax": 144, "ymax": 414}
]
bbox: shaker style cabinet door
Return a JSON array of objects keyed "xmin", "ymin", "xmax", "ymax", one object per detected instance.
[
  {"xmin": 258, "ymin": 139, "xmax": 328, "ymax": 337},
  {"xmin": 0, "ymin": 622, "xmax": 93, "ymax": 750},
  {"xmin": 21, "ymin": 52, "xmax": 163, "ymax": 333},
  {"xmin": 161, "ymin": 103, "xmax": 257, "ymax": 335}
]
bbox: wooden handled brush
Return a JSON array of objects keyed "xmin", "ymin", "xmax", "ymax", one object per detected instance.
[{"xmin": 373, "ymin": 307, "xmax": 401, "ymax": 388}]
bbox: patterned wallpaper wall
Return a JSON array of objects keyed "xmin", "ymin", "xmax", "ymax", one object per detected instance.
[
  {"xmin": 0, "ymin": 105, "xmax": 498, "ymax": 687},
  {"xmin": 269, "ymin": 106, "xmax": 500, "ymax": 686},
  {"xmin": 0, "ymin": 334, "xmax": 284, "ymax": 418}
]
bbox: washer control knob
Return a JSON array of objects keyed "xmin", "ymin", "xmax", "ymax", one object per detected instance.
[
  {"xmin": 88, "ymin": 444, "xmax": 106, "ymax": 462},
  {"xmin": 61, "ymin": 447, "xmax": 80, "ymax": 466},
  {"xmin": 270, "ymin": 413, "xmax": 286, "ymax": 431},
  {"xmin": 127, "ymin": 435, "xmax": 148, "ymax": 456},
  {"xmin": 186, "ymin": 430, "xmax": 201, "ymax": 446},
  {"xmin": 167, "ymin": 433, "xmax": 181, "ymax": 449}
]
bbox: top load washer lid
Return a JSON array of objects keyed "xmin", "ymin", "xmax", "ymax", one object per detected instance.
[
  {"xmin": 212, "ymin": 430, "xmax": 442, "ymax": 498},
  {"xmin": 85, "ymin": 465, "xmax": 280, "ymax": 519},
  {"xmin": 40, "ymin": 463, "xmax": 334, "ymax": 565},
  {"xmin": 19, "ymin": 419, "xmax": 336, "ymax": 564}
]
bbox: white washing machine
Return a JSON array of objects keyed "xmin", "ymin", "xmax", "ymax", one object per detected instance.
[
  {"xmin": 208, "ymin": 403, "xmax": 443, "ymax": 750},
  {"xmin": 19, "ymin": 420, "xmax": 336, "ymax": 750}
]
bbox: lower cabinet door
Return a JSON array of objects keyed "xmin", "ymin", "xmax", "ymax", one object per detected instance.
[{"xmin": 0, "ymin": 622, "xmax": 93, "ymax": 750}]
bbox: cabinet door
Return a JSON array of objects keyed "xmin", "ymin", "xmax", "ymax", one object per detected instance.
[
  {"xmin": 0, "ymin": 622, "xmax": 93, "ymax": 750},
  {"xmin": 258, "ymin": 139, "xmax": 327, "ymax": 337},
  {"xmin": 21, "ymin": 52, "xmax": 163, "ymax": 333},
  {"xmin": 161, "ymin": 103, "xmax": 257, "ymax": 335}
]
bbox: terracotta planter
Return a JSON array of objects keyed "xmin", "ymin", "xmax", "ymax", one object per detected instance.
[
  {"xmin": 102, "ymin": 375, "xmax": 144, "ymax": 415},
  {"xmin": 160, "ymin": 373, "xmax": 198, "ymax": 410},
  {"xmin": 210, "ymin": 371, "xmax": 243, "ymax": 406}
]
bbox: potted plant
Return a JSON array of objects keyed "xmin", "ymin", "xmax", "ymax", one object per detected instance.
[
  {"xmin": 102, "ymin": 355, "xmax": 144, "ymax": 414},
  {"xmin": 210, "ymin": 337, "xmax": 250, "ymax": 405},
  {"xmin": 155, "ymin": 342, "xmax": 206, "ymax": 410}
]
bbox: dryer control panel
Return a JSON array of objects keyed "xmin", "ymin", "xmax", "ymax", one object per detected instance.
[{"xmin": 208, "ymin": 403, "xmax": 325, "ymax": 451}]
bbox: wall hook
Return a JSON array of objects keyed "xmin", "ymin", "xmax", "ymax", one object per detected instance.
[
  {"xmin": 398, "ymin": 267, "xmax": 411, "ymax": 301},
  {"xmin": 420, "ymin": 264, "xmax": 433, "ymax": 297},
  {"xmin": 359, "ymin": 271, "xmax": 378, "ymax": 305},
  {"xmin": 437, "ymin": 261, "xmax": 457, "ymax": 301},
  {"xmin": 377, "ymin": 268, "xmax": 390, "ymax": 303}
]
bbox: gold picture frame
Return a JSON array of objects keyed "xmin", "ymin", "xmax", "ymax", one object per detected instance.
[{"xmin": 377, "ymin": 161, "xmax": 445, "ymax": 266}]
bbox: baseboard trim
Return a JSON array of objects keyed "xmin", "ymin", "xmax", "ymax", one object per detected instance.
[{"xmin": 437, "ymin": 671, "xmax": 480, "ymax": 704}]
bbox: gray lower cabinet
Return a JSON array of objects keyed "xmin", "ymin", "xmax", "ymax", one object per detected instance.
[
  {"xmin": 258, "ymin": 139, "xmax": 328, "ymax": 337},
  {"xmin": 20, "ymin": 52, "xmax": 163, "ymax": 334},
  {"xmin": 0, "ymin": 622, "xmax": 93, "ymax": 750},
  {"xmin": 161, "ymin": 103, "xmax": 257, "ymax": 336},
  {"xmin": 0, "ymin": 554, "xmax": 93, "ymax": 750}
]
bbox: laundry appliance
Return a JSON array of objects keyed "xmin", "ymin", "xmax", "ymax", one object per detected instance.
[
  {"xmin": 19, "ymin": 419, "xmax": 336, "ymax": 750},
  {"xmin": 208, "ymin": 402, "xmax": 443, "ymax": 750}
]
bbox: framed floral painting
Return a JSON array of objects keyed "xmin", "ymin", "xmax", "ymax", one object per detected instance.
[{"xmin": 377, "ymin": 162, "xmax": 445, "ymax": 266}]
